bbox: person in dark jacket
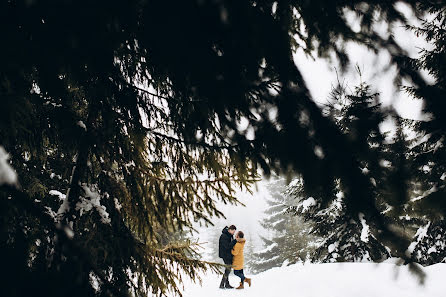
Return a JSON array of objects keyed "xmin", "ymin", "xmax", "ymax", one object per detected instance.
[{"xmin": 218, "ymin": 225, "xmax": 237, "ymax": 289}]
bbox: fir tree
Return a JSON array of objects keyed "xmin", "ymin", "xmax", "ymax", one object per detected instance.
[
  {"xmin": 404, "ymin": 2, "xmax": 446, "ymax": 220},
  {"xmin": 403, "ymin": 4, "xmax": 446, "ymax": 265},
  {"xmin": 288, "ymin": 179, "xmax": 391, "ymax": 263},
  {"xmin": 409, "ymin": 221, "xmax": 446, "ymax": 265},
  {"xmin": 287, "ymin": 77, "xmax": 421, "ymax": 263},
  {"xmin": 252, "ymin": 177, "xmax": 314, "ymax": 273}
]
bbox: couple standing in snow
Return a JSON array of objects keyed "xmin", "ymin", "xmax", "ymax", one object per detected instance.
[{"xmin": 218, "ymin": 225, "xmax": 252, "ymax": 289}]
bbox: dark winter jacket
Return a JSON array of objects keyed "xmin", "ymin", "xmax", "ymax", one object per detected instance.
[{"xmin": 218, "ymin": 226, "xmax": 236, "ymax": 261}]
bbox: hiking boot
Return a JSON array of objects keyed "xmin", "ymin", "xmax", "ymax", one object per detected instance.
[
  {"xmin": 244, "ymin": 277, "xmax": 251, "ymax": 287},
  {"xmin": 219, "ymin": 276, "xmax": 226, "ymax": 289},
  {"xmin": 224, "ymin": 279, "xmax": 234, "ymax": 289},
  {"xmin": 236, "ymin": 282, "xmax": 244, "ymax": 290}
]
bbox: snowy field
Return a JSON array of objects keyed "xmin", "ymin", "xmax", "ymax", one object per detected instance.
[{"xmin": 174, "ymin": 261, "xmax": 446, "ymax": 297}]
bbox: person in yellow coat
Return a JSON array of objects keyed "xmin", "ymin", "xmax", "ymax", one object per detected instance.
[{"xmin": 231, "ymin": 231, "xmax": 252, "ymax": 289}]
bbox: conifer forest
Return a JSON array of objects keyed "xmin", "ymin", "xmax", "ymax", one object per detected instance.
[{"xmin": 1, "ymin": 1, "xmax": 446, "ymax": 296}]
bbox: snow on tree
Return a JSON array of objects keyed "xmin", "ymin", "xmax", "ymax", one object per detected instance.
[
  {"xmin": 252, "ymin": 177, "xmax": 314, "ymax": 273},
  {"xmin": 286, "ymin": 77, "xmax": 416, "ymax": 263},
  {"xmin": 409, "ymin": 221, "xmax": 446, "ymax": 265},
  {"xmin": 403, "ymin": 6, "xmax": 446, "ymax": 267},
  {"xmin": 288, "ymin": 179, "xmax": 390, "ymax": 263}
]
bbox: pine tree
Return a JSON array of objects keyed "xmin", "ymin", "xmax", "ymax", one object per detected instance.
[
  {"xmin": 403, "ymin": 4, "xmax": 446, "ymax": 265},
  {"xmin": 408, "ymin": 221, "xmax": 446, "ymax": 265},
  {"xmin": 288, "ymin": 178, "xmax": 392, "ymax": 263},
  {"xmin": 195, "ymin": 223, "xmax": 226, "ymax": 264},
  {"xmin": 243, "ymin": 238, "xmax": 257, "ymax": 272},
  {"xmin": 404, "ymin": 2, "xmax": 446, "ymax": 219},
  {"xmin": 252, "ymin": 177, "xmax": 314, "ymax": 273},
  {"xmin": 286, "ymin": 77, "xmax": 422, "ymax": 263}
]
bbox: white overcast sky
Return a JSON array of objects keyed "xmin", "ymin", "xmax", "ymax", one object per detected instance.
[{"xmin": 297, "ymin": 3, "xmax": 430, "ymax": 122}]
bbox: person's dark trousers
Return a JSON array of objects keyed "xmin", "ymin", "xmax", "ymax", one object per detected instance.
[
  {"xmin": 234, "ymin": 269, "xmax": 245, "ymax": 282},
  {"xmin": 219, "ymin": 258, "xmax": 233, "ymax": 288}
]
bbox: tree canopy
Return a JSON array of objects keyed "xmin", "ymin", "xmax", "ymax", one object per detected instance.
[{"xmin": 0, "ymin": 0, "xmax": 444, "ymax": 296}]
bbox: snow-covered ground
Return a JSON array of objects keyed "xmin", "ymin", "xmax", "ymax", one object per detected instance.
[{"xmin": 175, "ymin": 261, "xmax": 446, "ymax": 297}]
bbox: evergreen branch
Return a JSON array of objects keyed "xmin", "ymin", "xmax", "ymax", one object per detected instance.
[
  {"xmin": 1, "ymin": 185, "xmax": 125, "ymax": 297},
  {"xmin": 120, "ymin": 79, "xmax": 205, "ymax": 103},
  {"xmin": 148, "ymin": 130, "xmax": 240, "ymax": 151},
  {"xmin": 145, "ymin": 174, "xmax": 258, "ymax": 185},
  {"xmin": 62, "ymin": 102, "xmax": 98, "ymax": 224}
]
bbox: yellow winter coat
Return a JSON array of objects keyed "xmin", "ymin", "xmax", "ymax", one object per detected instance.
[{"xmin": 231, "ymin": 237, "xmax": 246, "ymax": 270}]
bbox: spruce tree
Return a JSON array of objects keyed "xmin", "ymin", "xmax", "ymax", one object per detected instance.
[
  {"xmin": 252, "ymin": 177, "xmax": 314, "ymax": 273},
  {"xmin": 408, "ymin": 221, "xmax": 446, "ymax": 265},
  {"xmin": 404, "ymin": 2, "xmax": 446, "ymax": 219},
  {"xmin": 288, "ymin": 178, "xmax": 392, "ymax": 263},
  {"xmin": 404, "ymin": 4, "xmax": 446, "ymax": 265},
  {"xmin": 287, "ymin": 77, "xmax": 420, "ymax": 263}
]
